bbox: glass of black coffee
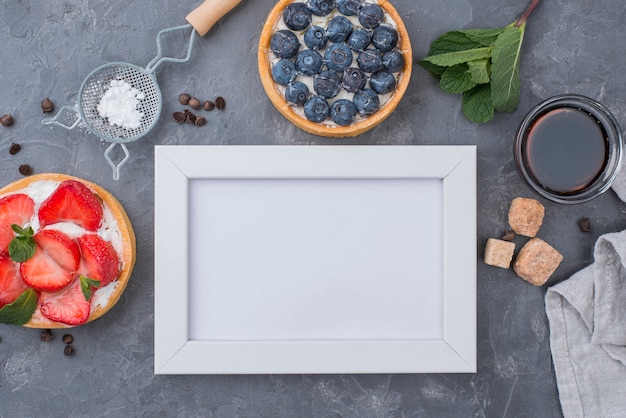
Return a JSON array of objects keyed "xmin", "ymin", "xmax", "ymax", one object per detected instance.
[{"xmin": 514, "ymin": 94, "xmax": 623, "ymax": 204}]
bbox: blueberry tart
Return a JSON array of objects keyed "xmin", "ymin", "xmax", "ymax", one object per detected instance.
[{"xmin": 259, "ymin": 0, "xmax": 412, "ymax": 137}]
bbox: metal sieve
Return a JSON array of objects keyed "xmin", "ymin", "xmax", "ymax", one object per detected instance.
[{"xmin": 42, "ymin": 0, "xmax": 242, "ymax": 180}]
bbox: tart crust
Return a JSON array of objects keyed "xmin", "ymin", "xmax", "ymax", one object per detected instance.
[
  {"xmin": 0, "ymin": 173, "xmax": 136, "ymax": 328},
  {"xmin": 258, "ymin": 0, "xmax": 412, "ymax": 137}
]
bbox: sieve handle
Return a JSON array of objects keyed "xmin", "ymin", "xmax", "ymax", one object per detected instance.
[
  {"xmin": 186, "ymin": 0, "xmax": 242, "ymax": 36},
  {"xmin": 104, "ymin": 142, "xmax": 130, "ymax": 181},
  {"xmin": 41, "ymin": 105, "xmax": 81, "ymax": 130}
]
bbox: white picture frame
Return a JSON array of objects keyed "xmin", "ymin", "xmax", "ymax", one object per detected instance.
[{"xmin": 154, "ymin": 145, "xmax": 476, "ymax": 374}]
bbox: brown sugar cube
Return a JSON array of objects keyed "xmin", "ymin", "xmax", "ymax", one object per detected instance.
[
  {"xmin": 484, "ymin": 238, "xmax": 516, "ymax": 269},
  {"xmin": 508, "ymin": 197, "xmax": 545, "ymax": 237},
  {"xmin": 513, "ymin": 238, "xmax": 563, "ymax": 286}
]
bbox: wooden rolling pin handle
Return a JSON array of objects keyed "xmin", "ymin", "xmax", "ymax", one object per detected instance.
[{"xmin": 186, "ymin": 0, "xmax": 242, "ymax": 36}]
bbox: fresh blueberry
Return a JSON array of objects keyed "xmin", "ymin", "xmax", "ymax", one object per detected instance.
[
  {"xmin": 336, "ymin": 0, "xmax": 362, "ymax": 16},
  {"xmin": 324, "ymin": 42, "xmax": 353, "ymax": 72},
  {"xmin": 342, "ymin": 67, "xmax": 367, "ymax": 93},
  {"xmin": 358, "ymin": 4, "xmax": 384, "ymax": 29},
  {"xmin": 296, "ymin": 49, "xmax": 323, "ymax": 76},
  {"xmin": 382, "ymin": 49, "xmax": 404, "ymax": 73},
  {"xmin": 313, "ymin": 70, "xmax": 342, "ymax": 98},
  {"xmin": 347, "ymin": 28, "xmax": 372, "ymax": 52},
  {"xmin": 330, "ymin": 99, "xmax": 357, "ymax": 126},
  {"xmin": 357, "ymin": 48, "xmax": 383, "ymax": 73},
  {"xmin": 270, "ymin": 30, "xmax": 301, "ymax": 59},
  {"xmin": 304, "ymin": 95, "xmax": 330, "ymax": 122},
  {"xmin": 326, "ymin": 16, "xmax": 353, "ymax": 43},
  {"xmin": 371, "ymin": 25, "xmax": 398, "ymax": 53},
  {"xmin": 285, "ymin": 82, "xmax": 310, "ymax": 106},
  {"xmin": 271, "ymin": 59, "xmax": 297, "ymax": 86},
  {"xmin": 369, "ymin": 70, "xmax": 396, "ymax": 95},
  {"xmin": 282, "ymin": 3, "xmax": 312, "ymax": 31},
  {"xmin": 307, "ymin": 0, "xmax": 335, "ymax": 16},
  {"xmin": 353, "ymin": 88, "xmax": 380, "ymax": 116},
  {"xmin": 304, "ymin": 26, "xmax": 328, "ymax": 50}
]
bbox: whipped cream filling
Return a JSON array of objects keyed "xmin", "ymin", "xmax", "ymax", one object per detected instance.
[
  {"xmin": 269, "ymin": 0, "xmax": 403, "ymax": 127},
  {"xmin": 1, "ymin": 180, "xmax": 125, "ymax": 317}
]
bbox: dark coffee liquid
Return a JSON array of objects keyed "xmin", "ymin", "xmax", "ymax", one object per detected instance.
[{"xmin": 524, "ymin": 107, "xmax": 608, "ymax": 194}]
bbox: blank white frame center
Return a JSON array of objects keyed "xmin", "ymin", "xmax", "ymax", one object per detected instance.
[{"xmin": 154, "ymin": 145, "xmax": 477, "ymax": 374}]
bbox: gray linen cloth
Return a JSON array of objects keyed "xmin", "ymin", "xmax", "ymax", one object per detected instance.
[{"xmin": 545, "ymin": 173, "xmax": 626, "ymax": 417}]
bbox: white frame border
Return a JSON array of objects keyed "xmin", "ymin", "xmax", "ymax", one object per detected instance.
[{"xmin": 154, "ymin": 145, "xmax": 476, "ymax": 374}]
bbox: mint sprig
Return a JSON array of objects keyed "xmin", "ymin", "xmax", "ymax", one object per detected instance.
[
  {"xmin": 8, "ymin": 224, "xmax": 36, "ymax": 262},
  {"xmin": 419, "ymin": 0, "xmax": 542, "ymax": 123},
  {"xmin": 0, "ymin": 288, "xmax": 37, "ymax": 325},
  {"xmin": 80, "ymin": 275, "xmax": 101, "ymax": 301}
]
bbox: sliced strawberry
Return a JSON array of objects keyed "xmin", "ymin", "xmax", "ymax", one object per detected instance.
[
  {"xmin": 39, "ymin": 277, "xmax": 90, "ymax": 325},
  {"xmin": 34, "ymin": 230, "xmax": 80, "ymax": 272},
  {"xmin": 38, "ymin": 180, "xmax": 103, "ymax": 232},
  {"xmin": 0, "ymin": 194, "xmax": 35, "ymax": 255},
  {"xmin": 20, "ymin": 232, "xmax": 78, "ymax": 292},
  {"xmin": 78, "ymin": 234, "xmax": 120, "ymax": 287},
  {"xmin": 0, "ymin": 256, "xmax": 30, "ymax": 309}
]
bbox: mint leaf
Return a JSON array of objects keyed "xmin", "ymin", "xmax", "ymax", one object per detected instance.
[
  {"xmin": 463, "ymin": 84, "xmax": 494, "ymax": 123},
  {"xmin": 426, "ymin": 31, "xmax": 482, "ymax": 56},
  {"xmin": 440, "ymin": 65, "xmax": 477, "ymax": 94},
  {"xmin": 418, "ymin": 0, "xmax": 542, "ymax": 123},
  {"xmin": 0, "ymin": 289, "xmax": 37, "ymax": 325},
  {"xmin": 490, "ymin": 24, "xmax": 525, "ymax": 112},
  {"xmin": 8, "ymin": 224, "xmax": 36, "ymax": 263},
  {"xmin": 467, "ymin": 58, "xmax": 491, "ymax": 84},
  {"xmin": 419, "ymin": 46, "xmax": 492, "ymax": 68},
  {"xmin": 80, "ymin": 275, "xmax": 101, "ymax": 301},
  {"xmin": 460, "ymin": 28, "xmax": 506, "ymax": 46}
]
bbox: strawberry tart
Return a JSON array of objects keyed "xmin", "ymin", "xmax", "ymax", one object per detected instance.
[{"xmin": 0, "ymin": 173, "xmax": 135, "ymax": 328}]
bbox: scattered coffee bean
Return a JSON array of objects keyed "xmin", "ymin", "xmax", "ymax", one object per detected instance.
[
  {"xmin": 202, "ymin": 100, "xmax": 215, "ymax": 111},
  {"xmin": 195, "ymin": 116, "xmax": 206, "ymax": 127},
  {"xmin": 41, "ymin": 98, "xmax": 54, "ymax": 113},
  {"xmin": 215, "ymin": 96, "xmax": 226, "ymax": 110},
  {"xmin": 578, "ymin": 217, "xmax": 591, "ymax": 232},
  {"xmin": 19, "ymin": 164, "xmax": 33, "ymax": 176},
  {"xmin": 179, "ymin": 93, "xmax": 191, "ymax": 106},
  {"xmin": 188, "ymin": 97, "xmax": 201, "ymax": 110},
  {"xmin": 40, "ymin": 329, "xmax": 53, "ymax": 342},
  {"xmin": 0, "ymin": 114, "xmax": 14, "ymax": 126},
  {"xmin": 64, "ymin": 344, "xmax": 75, "ymax": 356},
  {"xmin": 62, "ymin": 334, "xmax": 74, "ymax": 344},
  {"xmin": 501, "ymin": 230, "xmax": 515, "ymax": 241},
  {"xmin": 185, "ymin": 110, "xmax": 197, "ymax": 124},
  {"xmin": 9, "ymin": 143, "xmax": 21, "ymax": 155},
  {"xmin": 173, "ymin": 111, "xmax": 186, "ymax": 123}
]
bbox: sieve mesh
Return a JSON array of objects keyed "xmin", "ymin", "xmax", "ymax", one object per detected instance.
[{"xmin": 78, "ymin": 63, "xmax": 162, "ymax": 143}]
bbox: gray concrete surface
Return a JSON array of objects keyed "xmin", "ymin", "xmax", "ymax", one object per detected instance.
[{"xmin": 1, "ymin": 0, "xmax": 625, "ymax": 416}]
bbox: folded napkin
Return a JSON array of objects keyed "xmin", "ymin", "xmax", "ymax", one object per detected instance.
[{"xmin": 545, "ymin": 226, "xmax": 626, "ymax": 417}]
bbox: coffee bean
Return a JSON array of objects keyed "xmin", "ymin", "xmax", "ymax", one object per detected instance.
[
  {"xmin": 62, "ymin": 334, "xmax": 73, "ymax": 344},
  {"xmin": 202, "ymin": 100, "xmax": 215, "ymax": 111},
  {"xmin": 64, "ymin": 345, "xmax": 75, "ymax": 356},
  {"xmin": 172, "ymin": 112, "xmax": 186, "ymax": 123},
  {"xmin": 195, "ymin": 117, "xmax": 206, "ymax": 127},
  {"xmin": 40, "ymin": 329, "xmax": 53, "ymax": 342},
  {"xmin": 188, "ymin": 97, "xmax": 201, "ymax": 110},
  {"xmin": 41, "ymin": 98, "xmax": 54, "ymax": 113},
  {"xmin": 578, "ymin": 217, "xmax": 591, "ymax": 232},
  {"xmin": 186, "ymin": 111, "xmax": 197, "ymax": 124},
  {"xmin": 19, "ymin": 164, "xmax": 33, "ymax": 176},
  {"xmin": 0, "ymin": 114, "xmax": 14, "ymax": 126},
  {"xmin": 501, "ymin": 230, "xmax": 515, "ymax": 241},
  {"xmin": 215, "ymin": 97, "xmax": 226, "ymax": 110},
  {"xmin": 9, "ymin": 143, "xmax": 21, "ymax": 155},
  {"xmin": 179, "ymin": 93, "xmax": 191, "ymax": 105}
]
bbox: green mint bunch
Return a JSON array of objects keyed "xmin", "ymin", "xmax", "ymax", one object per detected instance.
[{"xmin": 419, "ymin": 0, "xmax": 542, "ymax": 123}]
